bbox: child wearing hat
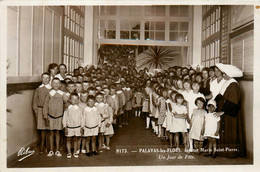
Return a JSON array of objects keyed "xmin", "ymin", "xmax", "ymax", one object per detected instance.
[{"xmin": 202, "ymin": 99, "xmax": 220, "ymax": 158}]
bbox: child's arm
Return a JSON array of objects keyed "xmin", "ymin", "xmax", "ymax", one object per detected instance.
[
  {"xmin": 215, "ymin": 121, "xmax": 220, "ymax": 136},
  {"xmin": 32, "ymin": 89, "xmax": 39, "ymax": 115},
  {"xmin": 106, "ymin": 107, "xmax": 113, "ymax": 127},
  {"xmin": 43, "ymin": 94, "xmax": 51, "ymax": 126},
  {"xmin": 62, "ymin": 110, "xmax": 68, "ymax": 135},
  {"xmin": 168, "ymin": 102, "xmax": 172, "ymax": 112},
  {"xmin": 201, "ymin": 117, "xmax": 205, "ymax": 135},
  {"xmin": 173, "ymin": 112, "xmax": 188, "ymax": 119}
]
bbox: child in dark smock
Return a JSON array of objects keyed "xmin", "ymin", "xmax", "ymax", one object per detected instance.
[
  {"xmin": 32, "ymin": 72, "xmax": 52, "ymax": 154},
  {"xmin": 43, "ymin": 78, "xmax": 64, "ymax": 157}
]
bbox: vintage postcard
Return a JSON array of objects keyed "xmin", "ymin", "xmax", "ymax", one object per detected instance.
[{"xmin": 0, "ymin": 0, "xmax": 259, "ymax": 171}]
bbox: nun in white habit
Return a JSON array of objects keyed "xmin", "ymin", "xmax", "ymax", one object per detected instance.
[{"xmin": 213, "ymin": 63, "xmax": 245, "ymax": 158}]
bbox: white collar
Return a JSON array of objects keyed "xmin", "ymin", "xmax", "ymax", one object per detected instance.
[
  {"xmin": 220, "ymin": 78, "xmax": 237, "ymax": 95},
  {"xmin": 122, "ymin": 87, "xmax": 127, "ymax": 90},
  {"xmin": 68, "ymin": 104, "xmax": 79, "ymax": 110},
  {"xmin": 39, "ymin": 84, "xmax": 52, "ymax": 89},
  {"xmin": 126, "ymin": 87, "xmax": 130, "ymax": 91},
  {"xmin": 49, "ymin": 90, "xmax": 64, "ymax": 96},
  {"xmin": 117, "ymin": 90, "xmax": 122, "ymax": 94},
  {"xmin": 85, "ymin": 106, "xmax": 97, "ymax": 112},
  {"xmin": 95, "ymin": 102, "xmax": 106, "ymax": 107},
  {"xmin": 111, "ymin": 94, "xmax": 116, "ymax": 98}
]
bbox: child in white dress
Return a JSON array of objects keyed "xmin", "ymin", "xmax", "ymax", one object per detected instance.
[
  {"xmin": 62, "ymin": 93, "xmax": 82, "ymax": 158},
  {"xmin": 189, "ymin": 97, "xmax": 207, "ymax": 154},
  {"xmin": 95, "ymin": 92, "xmax": 112, "ymax": 152},
  {"xmin": 203, "ymin": 99, "xmax": 220, "ymax": 158},
  {"xmin": 170, "ymin": 93, "xmax": 188, "ymax": 150},
  {"xmin": 82, "ymin": 95, "xmax": 101, "ymax": 156}
]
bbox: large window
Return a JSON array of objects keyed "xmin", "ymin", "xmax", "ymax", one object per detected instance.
[
  {"xmin": 95, "ymin": 5, "xmax": 192, "ymax": 46},
  {"xmin": 63, "ymin": 6, "xmax": 85, "ymax": 73},
  {"xmin": 145, "ymin": 21, "xmax": 165, "ymax": 41},
  {"xmin": 7, "ymin": 6, "xmax": 63, "ymax": 82},
  {"xmin": 98, "ymin": 20, "xmax": 116, "ymax": 39}
]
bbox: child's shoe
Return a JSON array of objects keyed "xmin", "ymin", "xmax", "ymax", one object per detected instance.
[
  {"xmin": 76, "ymin": 149, "xmax": 80, "ymax": 154},
  {"xmin": 67, "ymin": 153, "xmax": 72, "ymax": 159},
  {"xmin": 55, "ymin": 151, "xmax": 62, "ymax": 157},
  {"xmin": 92, "ymin": 151, "xmax": 99, "ymax": 156},
  {"xmin": 73, "ymin": 153, "xmax": 79, "ymax": 158},
  {"xmin": 81, "ymin": 149, "xmax": 86, "ymax": 154},
  {"xmin": 47, "ymin": 151, "xmax": 54, "ymax": 157},
  {"xmin": 86, "ymin": 152, "xmax": 92, "ymax": 157},
  {"xmin": 102, "ymin": 144, "xmax": 107, "ymax": 149},
  {"xmin": 106, "ymin": 146, "xmax": 111, "ymax": 151}
]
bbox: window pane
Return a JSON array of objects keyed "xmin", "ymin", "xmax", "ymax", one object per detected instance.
[
  {"xmin": 107, "ymin": 30, "xmax": 116, "ymax": 39},
  {"xmin": 120, "ymin": 21, "xmax": 129, "ymax": 30},
  {"xmin": 100, "ymin": 6, "xmax": 117, "ymax": 15},
  {"xmin": 155, "ymin": 32, "xmax": 165, "ymax": 41},
  {"xmin": 156, "ymin": 22, "xmax": 165, "ymax": 30},
  {"xmin": 179, "ymin": 22, "xmax": 189, "ymax": 31},
  {"xmin": 179, "ymin": 32, "xmax": 189, "ymax": 42},
  {"xmin": 120, "ymin": 6, "xmax": 130, "ymax": 16},
  {"xmin": 131, "ymin": 6, "xmax": 141, "ymax": 16},
  {"xmin": 120, "ymin": 31, "xmax": 129, "ymax": 39},
  {"xmin": 170, "ymin": 32, "xmax": 178, "ymax": 41},
  {"xmin": 170, "ymin": 6, "xmax": 180, "ymax": 16},
  {"xmin": 131, "ymin": 31, "xmax": 140, "ymax": 40},
  {"xmin": 156, "ymin": 6, "xmax": 166, "ymax": 16},
  {"xmin": 180, "ymin": 6, "xmax": 189, "ymax": 17},
  {"xmin": 170, "ymin": 22, "xmax": 178, "ymax": 31}
]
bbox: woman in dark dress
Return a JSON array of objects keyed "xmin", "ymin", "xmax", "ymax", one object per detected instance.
[
  {"xmin": 214, "ymin": 63, "xmax": 245, "ymax": 158},
  {"xmin": 199, "ymin": 67, "xmax": 212, "ymax": 100}
]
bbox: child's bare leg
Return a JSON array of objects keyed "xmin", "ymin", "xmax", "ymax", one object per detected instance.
[
  {"xmin": 73, "ymin": 137, "xmax": 78, "ymax": 153},
  {"xmin": 81, "ymin": 137, "xmax": 86, "ymax": 151},
  {"xmin": 146, "ymin": 117, "xmax": 150, "ymax": 129},
  {"xmin": 77, "ymin": 137, "xmax": 82, "ymax": 152},
  {"xmin": 40, "ymin": 130, "xmax": 46, "ymax": 152},
  {"xmin": 175, "ymin": 133, "xmax": 180, "ymax": 148},
  {"xmin": 105, "ymin": 135, "xmax": 110, "ymax": 147},
  {"xmin": 98, "ymin": 134, "xmax": 104, "ymax": 148},
  {"xmin": 169, "ymin": 133, "xmax": 173, "ymax": 147},
  {"xmin": 212, "ymin": 138, "xmax": 217, "ymax": 155},
  {"xmin": 198, "ymin": 141, "xmax": 203, "ymax": 154},
  {"xmin": 183, "ymin": 132, "xmax": 188, "ymax": 151},
  {"xmin": 208, "ymin": 137, "xmax": 213, "ymax": 154},
  {"xmin": 188, "ymin": 133, "xmax": 193, "ymax": 152},
  {"xmin": 49, "ymin": 131, "xmax": 54, "ymax": 151},
  {"xmin": 66, "ymin": 137, "xmax": 72, "ymax": 154},
  {"xmin": 55, "ymin": 130, "xmax": 60, "ymax": 151},
  {"xmin": 91, "ymin": 136, "xmax": 97, "ymax": 152},
  {"xmin": 85, "ymin": 137, "xmax": 90, "ymax": 153}
]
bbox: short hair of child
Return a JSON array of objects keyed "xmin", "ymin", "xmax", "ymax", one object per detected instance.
[
  {"xmin": 195, "ymin": 97, "xmax": 206, "ymax": 108},
  {"xmin": 75, "ymin": 82, "xmax": 82, "ymax": 85},
  {"xmin": 96, "ymin": 92, "xmax": 104, "ymax": 97},
  {"xmin": 48, "ymin": 63, "xmax": 58, "ymax": 73},
  {"xmin": 66, "ymin": 81, "xmax": 75, "ymax": 86},
  {"xmin": 81, "ymin": 90, "xmax": 88, "ymax": 95},
  {"xmin": 41, "ymin": 72, "xmax": 50, "ymax": 78},
  {"xmin": 87, "ymin": 87, "xmax": 96, "ymax": 91},
  {"xmin": 183, "ymin": 79, "xmax": 191, "ymax": 85},
  {"xmin": 175, "ymin": 93, "xmax": 184, "ymax": 102},
  {"xmin": 87, "ymin": 95, "xmax": 95, "ymax": 102},
  {"xmin": 52, "ymin": 77, "xmax": 60, "ymax": 82},
  {"xmin": 170, "ymin": 90, "xmax": 178, "ymax": 98},
  {"xmin": 192, "ymin": 80, "xmax": 201, "ymax": 86},
  {"xmin": 70, "ymin": 92, "xmax": 79, "ymax": 99}
]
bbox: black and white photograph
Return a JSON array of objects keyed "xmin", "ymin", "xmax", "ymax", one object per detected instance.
[{"xmin": 1, "ymin": 0, "xmax": 259, "ymax": 171}]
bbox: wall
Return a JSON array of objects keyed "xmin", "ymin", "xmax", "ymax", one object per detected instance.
[
  {"xmin": 7, "ymin": 90, "xmax": 38, "ymax": 158},
  {"xmin": 192, "ymin": 5, "xmax": 202, "ymax": 65},
  {"xmin": 83, "ymin": 6, "xmax": 94, "ymax": 66},
  {"xmin": 239, "ymin": 80, "xmax": 253, "ymax": 159}
]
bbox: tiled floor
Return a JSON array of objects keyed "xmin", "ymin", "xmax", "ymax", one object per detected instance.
[{"xmin": 9, "ymin": 114, "xmax": 253, "ymax": 167}]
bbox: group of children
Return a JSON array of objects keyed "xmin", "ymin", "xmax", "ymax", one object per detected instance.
[
  {"xmin": 33, "ymin": 62, "xmax": 145, "ymax": 158},
  {"xmin": 143, "ymin": 66, "xmax": 221, "ymax": 158},
  {"xmin": 33, "ymin": 61, "xmax": 222, "ymax": 159}
]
